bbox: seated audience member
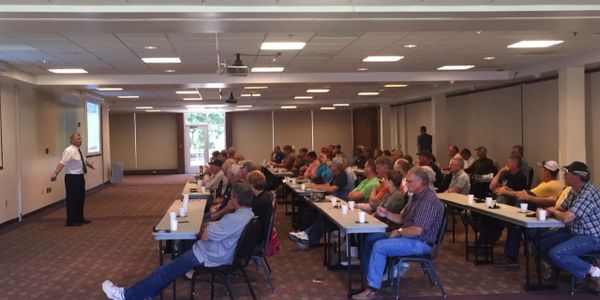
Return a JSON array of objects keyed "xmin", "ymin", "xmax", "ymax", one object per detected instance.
[
  {"xmin": 353, "ymin": 167, "xmax": 444, "ymax": 300},
  {"xmin": 382, "ymin": 150, "xmax": 391, "ymax": 157},
  {"xmin": 207, "ymin": 159, "xmax": 226, "ymax": 193},
  {"xmin": 393, "ymin": 158, "xmax": 413, "ymax": 194},
  {"xmin": 460, "ymin": 148, "xmax": 476, "ymax": 169},
  {"xmin": 210, "ymin": 150, "xmax": 221, "ymax": 162},
  {"xmin": 334, "ymin": 144, "xmax": 350, "ymax": 163},
  {"xmin": 512, "ymin": 160, "xmax": 564, "ymax": 209},
  {"xmin": 209, "ymin": 164, "xmax": 243, "ymax": 221},
  {"xmin": 233, "ymin": 152, "xmax": 245, "ymax": 162},
  {"xmin": 101, "ymin": 183, "xmax": 255, "ymax": 300},
  {"xmin": 358, "ymin": 170, "xmax": 407, "ymax": 219},
  {"xmin": 310, "ymin": 158, "xmax": 355, "ymax": 200},
  {"xmin": 536, "ymin": 162, "xmax": 600, "ymax": 289},
  {"xmin": 403, "ymin": 154, "xmax": 414, "ymax": 166},
  {"xmin": 227, "ymin": 147, "xmax": 236, "ymax": 159},
  {"xmin": 303, "ymin": 151, "xmax": 320, "ymax": 179},
  {"xmin": 417, "ymin": 149, "xmax": 444, "ymax": 191},
  {"xmin": 373, "ymin": 149, "xmax": 383, "ymax": 159},
  {"xmin": 465, "ymin": 146, "xmax": 497, "ymax": 175},
  {"xmin": 271, "ymin": 145, "xmax": 285, "ymax": 163},
  {"xmin": 240, "ymin": 160, "xmax": 258, "ymax": 180},
  {"xmin": 446, "ymin": 145, "xmax": 461, "ymax": 168},
  {"xmin": 312, "ymin": 152, "xmax": 333, "ymax": 184},
  {"xmin": 360, "ymin": 157, "xmax": 393, "ymax": 208},
  {"xmin": 292, "ymin": 147, "xmax": 309, "ymax": 176},
  {"xmin": 511, "ymin": 144, "xmax": 530, "ymax": 186},
  {"xmin": 348, "ymin": 160, "xmax": 381, "ymax": 203},
  {"xmin": 446, "ymin": 157, "xmax": 471, "ymax": 195},
  {"xmin": 354, "ymin": 146, "xmax": 367, "ymax": 168},
  {"xmin": 273, "ymin": 145, "xmax": 296, "ymax": 170},
  {"xmin": 246, "ymin": 170, "xmax": 274, "ymax": 245}
]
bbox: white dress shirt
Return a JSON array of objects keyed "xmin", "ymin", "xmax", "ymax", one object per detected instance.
[{"xmin": 59, "ymin": 145, "xmax": 85, "ymax": 174}]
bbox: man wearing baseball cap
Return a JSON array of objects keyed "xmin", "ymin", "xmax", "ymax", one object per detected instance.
[
  {"xmin": 537, "ymin": 161, "xmax": 600, "ymax": 288},
  {"xmin": 513, "ymin": 160, "xmax": 564, "ymax": 209}
]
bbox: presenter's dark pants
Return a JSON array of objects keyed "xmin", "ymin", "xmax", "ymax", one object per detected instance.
[{"xmin": 65, "ymin": 174, "xmax": 86, "ymax": 225}]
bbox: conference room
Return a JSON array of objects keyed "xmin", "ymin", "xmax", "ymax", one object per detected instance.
[{"xmin": 1, "ymin": 1, "xmax": 600, "ymax": 299}]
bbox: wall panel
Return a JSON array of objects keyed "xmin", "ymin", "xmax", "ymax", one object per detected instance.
[
  {"xmin": 231, "ymin": 111, "xmax": 273, "ymax": 163},
  {"xmin": 136, "ymin": 113, "xmax": 179, "ymax": 170},
  {"xmin": 313, "ymin": 110, "xmax": 352, "ymax": 155},
  {"xmin": 274, "ymin": 111, "xmax": 312, "ymax": 150}
]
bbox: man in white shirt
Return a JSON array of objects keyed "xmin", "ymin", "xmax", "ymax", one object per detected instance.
[
  {"xmin": 460, "ymin": 148, "xmax": 476, "ymax": 169},
  {"xmin": 51, "ymin": 132, "xmax": 95, "ymax": 227}
]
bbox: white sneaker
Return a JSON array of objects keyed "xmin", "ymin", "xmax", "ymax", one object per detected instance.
[
  {"xmin": 185, "ymin": 270, "xmax": 195, "ymax": 280},
  {"xmin": 288, "ymin": 231, "xmax": 308, "ymax": 243},
  {"xmin": 340, "ymin": 258, "xmax": 360, "ymax": 266},
  {"xmin": 102, "ymin": 280, "xmax": 125, "ymax": 300}
]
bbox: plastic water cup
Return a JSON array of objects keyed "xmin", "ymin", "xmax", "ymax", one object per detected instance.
[
  {"xmin": 538, "ymin": 209, "xmax": 547, "ymax": 221},
  {"xmin": 170, "ymin": 219, "xmax": 178, "ymax": 231},
  {"xmin": 331, "ymin": 197, "xmax": 337, "ymax": 207},
  {"xmin": 179, "ymin": 207, "xmax": 186, "ymax": 217},
  {"xmin": 300, "ymin": 183, "xmax": 306, "ymax": 191},
  {"xmin": 169, "ymin": 212, "xmax": 177, "ymax": 221},
  {"xmin": 183, "ymin": 194, "xmax": 189, "ymax": 201},
  {"xmin": 485, "ymin": 197, "xmax": 493, "ymax": 208},
  {"xmin": 182, "ymin": 198, "xmax": 189, "ymax": 210},
  {"xmin": 197, "ymin": 180, "xmax": 203, "ymax": 187},
  {"xmin": 348, "ymin": 201, "xmax": 356, "ymax": 210},
  {"xmin": 200, "ymin": 186, "xmax": 206, "ymax": 193},
  {"xmin": 520, "ymin": 203, "xmax": 528, "ymax": 213},
  {"xmin": 341, "ymin": 205, "xmax": 349, "ymax": 215},
  {"xmin": 358, "ymin": 211, "xmax": 367, "ymax": 223},
  {"xmin": 467, "ymin": 194, "xmax": 474, "ymax": 205}
]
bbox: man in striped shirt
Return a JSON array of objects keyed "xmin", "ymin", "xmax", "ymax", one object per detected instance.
[{"xmin": 353, "ymin": 167, "xmax": 445, "ymax": 300}]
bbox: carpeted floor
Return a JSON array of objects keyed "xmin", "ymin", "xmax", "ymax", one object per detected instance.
[{"xmin": 0, "ymin": 174, "xmax": 596, "ymax": 300}]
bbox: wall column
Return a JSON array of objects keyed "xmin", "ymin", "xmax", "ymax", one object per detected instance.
[
  {"xmin": 379, "ymin": 103, "xmax": 391, "ymax": 150},
  {"xmin": 558, "ymin": 67, "xmax": 586, "ymax": 165},
  {"xmin": 431, "ymin": 94, "xmax": 448, "ymax": 160}
]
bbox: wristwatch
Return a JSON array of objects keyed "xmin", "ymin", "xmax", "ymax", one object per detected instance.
[{"xmin": 397, "ymin": 228, "xmax": 403, "ymax": 236}]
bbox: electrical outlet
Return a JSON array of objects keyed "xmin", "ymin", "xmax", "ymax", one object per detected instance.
[{"xmin": 47, "ymin": 187, "xmax": 52, "ymax": 194}]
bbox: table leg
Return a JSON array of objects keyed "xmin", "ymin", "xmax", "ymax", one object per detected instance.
[
  {"xmin": 464, "ymin": 215, "xmax": 469, "ymax": 261},
  {"xmin": 323, "ymin": 214, "xmax": 328, "ymax": 267},
  {"xmin": 347, "ymin": 233, "xmax": 353, "ymax": 297},
  {"xmin": 451, "ymin": 209, "xmax": 456, "ymax": 243},
  {"xmin": 159, "ymin": 240, "xmax": 164, "ymax": 300},
  {"xmin": 524, "ymin": 228, "xmax": 557, "ymax": 291}
]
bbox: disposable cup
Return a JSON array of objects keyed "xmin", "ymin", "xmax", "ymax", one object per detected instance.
[
  {"xmin": 520, "ymin": 203, "xmax": 528, "ymax": 213},
  {"xmin": 485, "ymin": 197, "xmax": 493, "ymax": 208},
  {"xmin": 348, "ymin": 201, "xmax": 356, "ymax": 210},
  {"xmin": 169, "ymin": 211, "xmax": 177, "ymax": 221},
  {"xmin": 538, "ymin": 209, "xmax": 547, "ymax": 221},
  {"xmin": 341, "ymin": 205, "xmax": 349, "ymax": 215},
  {"xmin": 170, "ymin": 219, "xmax": 178, "ymax": 231},
  {"xmin": 467, "ymin": 194, "xmax": 474, "ymax": 205},
  {"xmin": 358, "ymin": 211, "xmax": 366, "ymax": 223},
  {"xmin": 179, "ymin": 207, "xmax": 186, "ymax": 217}
]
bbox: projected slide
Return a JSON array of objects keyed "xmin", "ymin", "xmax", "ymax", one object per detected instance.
[{"xmin": 87, "ymin": 102, "xmax": 101, "ymax": 155}]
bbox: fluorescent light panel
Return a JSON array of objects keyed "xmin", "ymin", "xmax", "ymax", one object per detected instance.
[
  {"xmin": 333, "ymin": 103, "xmax": 349, "ymax": 107},
  {"xmin": 320, "ymin": 107, "xmax": 336, "ymax": 110},
  {"xmin": 117, "ymin": 95, "xmax": 140, "ymax": 99},
  {"xmin": 176, "ymin": 90, "xmax": 199, "ymax": 95},
  {"xmin": 244, "ymin": 86, "xmax": 268, "ymax": 90},
  {"xmin": 362, "ymin": 56, "xmax": 404, "ymax": 62},
  {"xmin": 48, "ymin": 68, "xmax": 87, "ymax": 74},
  {"xmin": 236, "ymin": 105, "xmax": 253, "ymax": 108},
  {"xmin": 507, "ymin": 40, "xmax": 563, "ymax": 48},
  {"xmin": 261, "ymin": 42, "xmax": 306, "ymax": 50},
  {"xmin": 294, "ymin": 96, "xmax": 313, "ymax": 100},
  {"xmin": 146, "ymin": 109, "xmax": 161, "ymax": 112},
  {"xmin": 251, "ymin": 67, "xmax": 285, "ymax": 73},
  {"xmin": 186, "ymin": 105, "xmax": 226, "ymax": 108},
  {"xmin": 141, "ymin": 57, "xmax": 181, "ymax": 63},
  {"xmin": 437, "ymin": 65, "xmax": 475, "ymax": 70},
  {"xmin": 96, "ymin": 87, "xmax": 123, "ymax": 91},
  {"xmin": 205, "ymin": 83, "xmax": 226, "ymax": 89},
  {"xmin": 358, "ymin": 92, "xmax": 380, "ymax": 96},
  {"xmin": 384, "ymin": 84, "xmax": 408, "ymax": 88},
  {"xmin": 136, "ymin": 106, "xmax": 153, "ymax": 109},
  {"xmin": 306, "ymin": 89, "xmax": 330, "ymax": 93},
  {"xmin": 281, "ymin": 105, "xmax": 297, "ymax": 109},
  {"xmin": 182, "ymin": 97, "xmax": 203, "ymax": 101}
]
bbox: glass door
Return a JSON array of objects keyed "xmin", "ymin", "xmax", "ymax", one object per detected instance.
[{"xmin": 185, "ymin": 124, "xmax": 209, "ymax": 174}]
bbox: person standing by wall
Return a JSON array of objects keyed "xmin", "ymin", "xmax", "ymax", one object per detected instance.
[
  {"xmin": 417, "ymin": 126, "xmax": 432, "ymax": 153},
  {"xmin": 51, "ymin": 132, "xmax": 95, "ymax": 227}
]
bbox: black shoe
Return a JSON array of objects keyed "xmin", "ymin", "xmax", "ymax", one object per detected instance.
[
  {"xmin": 66, "ymin": 223, "xmax": 82, "ymax": 227},
  {"xmin": 494, "ymin": 257, "xmax": 519, "ymax": 268},
  {"xmin": 81, "ymin": 220, "xmax": 92, "ymax": 224}
]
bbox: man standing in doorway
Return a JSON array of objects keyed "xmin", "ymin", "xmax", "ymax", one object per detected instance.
[
  {"xmin": 51, "ymin": 132, "xmax": 95, "ymax": 227},
  {"xmin": 417, "ymin": 126, "xmax": 432, "ymax": 153}
]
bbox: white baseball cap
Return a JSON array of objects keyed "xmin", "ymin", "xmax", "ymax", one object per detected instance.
[{"xmin": 537, "ymin": 160, "xmax": 559, "ymax": 172}]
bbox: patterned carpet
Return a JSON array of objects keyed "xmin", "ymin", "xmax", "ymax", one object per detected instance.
[{"xmin": 0, "ymin": 175, "xmax": 596, "ymax": 300}]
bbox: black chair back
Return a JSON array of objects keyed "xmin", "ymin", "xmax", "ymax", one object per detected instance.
[
  {"xmin": 215, "ymin": 180, "xmax": 224, "ymax": 198},
  {"xmin": 527, "ymin": 167, "xmax": 534, "ymax": 189},
  {"xmin": 232, "ymin": 217, "xmax": 262, "ymax": 267},
  {"xmin": 261, "ymin": 197, "xmax": 276, "ymax": 251},
  {"xmin": 430, "ymin": 205, "xmax": 448, "ymax": 260}
]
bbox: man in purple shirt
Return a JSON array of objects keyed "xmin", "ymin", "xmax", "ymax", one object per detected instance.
[{"xmin": 353, "ymin": 167, "xmax": 445, "ymax": 300}]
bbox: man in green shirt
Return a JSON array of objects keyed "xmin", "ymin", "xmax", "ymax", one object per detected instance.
[{"xmin": 349, "ymin": 159, "xmax": 380, "ymax": 203}]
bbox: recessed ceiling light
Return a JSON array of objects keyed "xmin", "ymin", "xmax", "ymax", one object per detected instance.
[
  {"xmin": 236, "ymin": 105, "xmax": 253, "ymax": 108},
  {"xmin": 204, "ymin": 83, "xmax": 226, "ymax": 89},
  {"xmin": 320, "ymin": 107, "xmax": 336, "ymax": 110},
  {"xmin": 294, "ymin": 96, "xmax": 313, "ymax": 100},
  {"xmin": 241, "ymin": 94, "xmax": 252, "ymax": 97},
  {"xmin": 507, "ymin": 40, "xmax": 563, "ymax": 48},
  {"xmin": 234, "ymin": 108, "xmax": 250, "ymax": 111},
  {"xmin": 358, "ymin": 92, "xmax": 380, "ymax": 96},
  {"xmin": 117, "ymin": 95, "xmax": 140, "ymax": 99},
  {"xmin": 362, "ymin": 56, "xmax": 404, "ymax": 62},
  {"xmin": 333, "ymin": 103, "xmax": 350, "ymax": 107},
  {"xmin": 244, "ymin": 86, "xmax": 268, "ymax": 90},
  {"xmin": 251, "ymin": 67, "xmax": 285, "ymax": 73},
  {"xmin": 357, "ymin": 67, "xmax": 368, "ymax": 71},
  {"xmin": 384, "ymin": 84, "xmax": 408, "ymax": 88},
  {"xmin": 251, "ymin": 93, "xmax": 261, "ymax": 97},
  {"xmin": 141, "ymin": 57, "xmax": 181, "ymax": 63},
  {"xmin": 96, "ymin": 87, "xmax": 123, "ymax": 91},
  {"xmin": 182, "ymin": 97, "xmax": 203, "ymax": 101},
  {"xmin": 281, "ymin": 105, "xmax": 297, "ymax": 109},
  {"xmin": 403, "ymin": 44, "xmax": 418, "ymax": 48},
  {"xmin": 176, "ymin": 90, "xmax": 199, "ymax": 95},
  {"xmin": 261, "ymin": 42, "xmax": 306, "ymax": 50},
  {"xmin": 187, "ymin": 104, "xmax": 226, "ymax": 109},
  {"xmin": 48, "ymin": 68, "xmax": 87, "ymax": 74},
  {"xmin": 146, "ymin": 109, "xmax": 161, "ymax": 112},
  {"xmin": 136, "ymin": 106, "xmax": 153, "ymax": 109},
  {"xmin": 437, "ymin": 65, "xmax": 475, "ymax": 70},
  {"xmin": 164, "ymin": 69, "xmax": 176, "ymax": 73},
  {"xmin": 483, "ymin": 56, "xmax": 496, "ymax": 60},
  {"xmin": 143, "ymin": 45, "xmax": 158, "ymax": 50},
  {"xmin": 306, "ymin": 89, "xmax": 330, "ymax": 93}
]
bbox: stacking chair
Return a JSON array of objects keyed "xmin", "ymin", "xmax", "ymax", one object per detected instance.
[
  {"xmin": 251, "ymin": 200, "xmax": 276, "ymax": 293},
  {"xmin": 570, "ymin": 251, "xmax": 600, "ymax": 295},
  {"xmin": 190, "ymin": 217, "xmax": 262, "ymax": 300},
  {"xmin": 388, "ymin": 207, "xmax": 448, "ymax": 299}
]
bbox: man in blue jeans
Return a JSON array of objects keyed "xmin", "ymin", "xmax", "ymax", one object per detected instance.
[
  {"xmin": 101, "ymin": 182, "xmax": 255, "ymax": 300},
  {"xmin": 352, "ymin": 166, "xmax": 445, "ymax": 300},
  {"xmin": 537, "ymin": 161, "xmax": 600, "ymax": 288}
]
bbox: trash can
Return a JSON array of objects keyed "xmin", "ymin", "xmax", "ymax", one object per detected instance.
[{"xmin": 111, "ymin": 161, "xmax": 124, "ymax": 184}]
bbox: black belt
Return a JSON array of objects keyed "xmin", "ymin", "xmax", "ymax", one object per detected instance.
[{"xmin": 65, "ymin": 174, "xmax": 84, "ymax": 176}]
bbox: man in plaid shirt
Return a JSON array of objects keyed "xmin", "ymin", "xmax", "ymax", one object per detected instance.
[{"xmin": 543, "ymin": 161, "xmax": 600, "ymax": 286}]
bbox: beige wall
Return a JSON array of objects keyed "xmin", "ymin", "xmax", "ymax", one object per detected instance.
[
  {"xmin": 403, "ymin": 101, "xmax": 432, "ymax": 157},
  {"xmin": 231, "ymin": 111, "xmax": 273, "ymax": 163},
  {"xmin": 109, "ymin": 112, "xmax": 179, "ymax": 171},
  {"xmin": 274, "ymin": 111, "xmax": 312, "ymax": 150},
  {"xmin": 313, "ymin": 110, "xmax": 352, "ymax": 155},
  {"xmin": 587, "ymin": 72, "xmax": 600, "ymax": 186},
  {"xmin": 0, "ymin": 83, "xmax": 19, "ymax": 223}
]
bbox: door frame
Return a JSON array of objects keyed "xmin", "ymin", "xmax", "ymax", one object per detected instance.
[{"xmin": 183, "ymin": 124, "xmax": 209, "ymax": 174}]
